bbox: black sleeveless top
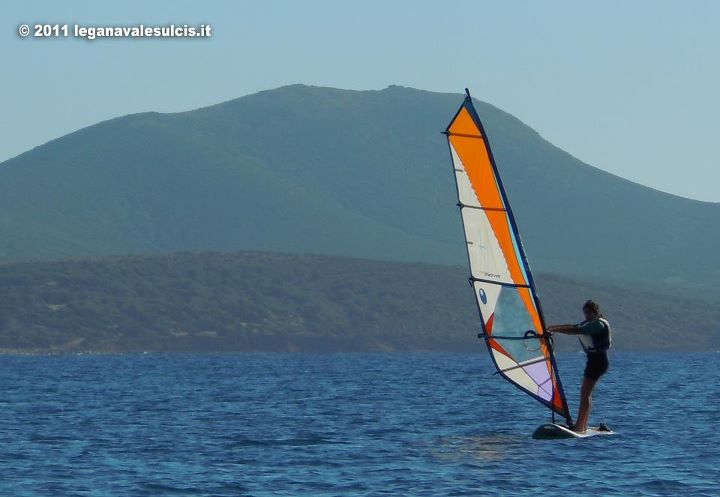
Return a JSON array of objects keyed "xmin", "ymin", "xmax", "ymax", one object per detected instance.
[{"xmin": 575, "ymin": 318, "xmax": 612, "ymax": 353}]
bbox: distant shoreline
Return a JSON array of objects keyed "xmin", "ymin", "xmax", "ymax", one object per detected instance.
[{"xmin": 0, "ymin": 251, "xmax": 717, "ymax": 353}]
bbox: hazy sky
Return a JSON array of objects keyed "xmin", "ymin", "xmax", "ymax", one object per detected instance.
[{"xmin": 3, "ymin": 0, "xmax": 718, "ymax": 201}]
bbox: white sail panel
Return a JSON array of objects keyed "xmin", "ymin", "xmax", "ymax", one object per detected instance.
[
  {"xmin": 461, "ymin": 207, "xmax": 514, "ymax": 285},
  {"xmin": 450, "ymin": 144, "xmax": 482, "ymax": 208}
]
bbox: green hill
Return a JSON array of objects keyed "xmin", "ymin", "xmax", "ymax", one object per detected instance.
[
  {"xmin": 0, "ymin": 252, "xmax": 716, "ymax": 353},
  {"xmin": 1, "ymin": 85, "xmax": 718, "ymax": 298}
]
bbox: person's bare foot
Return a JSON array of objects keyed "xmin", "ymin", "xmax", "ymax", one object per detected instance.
[{"xmin": 571, "ymin": 424, "xmax": 587, "ymax": 433}]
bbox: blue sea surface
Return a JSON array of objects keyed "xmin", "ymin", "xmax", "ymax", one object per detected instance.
[{"xmin": 0, "ymin": 352, "xmax": 717, "ymax": 496}]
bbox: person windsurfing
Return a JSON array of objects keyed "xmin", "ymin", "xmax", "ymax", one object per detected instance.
[{"xmin": 548, "ymin": 300, "xmax": 611, "ymax": 433}]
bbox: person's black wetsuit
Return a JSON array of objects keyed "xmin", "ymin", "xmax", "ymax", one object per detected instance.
[{"xmin": 575, "ymin": 318, "xmax": 612, "ymax": 380}]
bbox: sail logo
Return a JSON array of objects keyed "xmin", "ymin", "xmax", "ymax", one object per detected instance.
[{"xmin": 478, "ymin": 288, "xmax": 488, "ymax": 304}]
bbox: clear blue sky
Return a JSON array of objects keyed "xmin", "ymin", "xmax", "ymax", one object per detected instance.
[{"xmin": 3, "ymin": 0, "xmax": 718, "ymax": 201}]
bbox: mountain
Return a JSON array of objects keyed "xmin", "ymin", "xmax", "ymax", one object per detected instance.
[
  {"xmin": 1, "ymin": 85, "xmax": 718, "ymax": 298},
  {"xmin": 0, "ymin": 251, "xmax": 716, "ymax": 353}
]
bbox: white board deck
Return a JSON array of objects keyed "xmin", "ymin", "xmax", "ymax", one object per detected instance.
[{"xmin": 532, "ymin": 423, "xmax": 615, "ymax": 440}]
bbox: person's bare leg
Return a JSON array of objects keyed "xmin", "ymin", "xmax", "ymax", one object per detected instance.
[{"xmin": 574, "ymin": 376, "xmax": 598, "ymax": 432}]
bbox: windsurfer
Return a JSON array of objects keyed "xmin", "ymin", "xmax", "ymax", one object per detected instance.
[{"xmin": 548, "ymin": 300, "xmax": 611, "ymax": 433}]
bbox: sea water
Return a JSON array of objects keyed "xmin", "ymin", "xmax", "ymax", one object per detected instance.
[{"xmin": 0, "ymin": 352, "xmax": 717, "ymax": 496}]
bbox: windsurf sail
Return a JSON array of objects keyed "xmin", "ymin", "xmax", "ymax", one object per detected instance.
[{"xmin": 444, "ymin": 89, "xmax": 571, "ymax": 424}]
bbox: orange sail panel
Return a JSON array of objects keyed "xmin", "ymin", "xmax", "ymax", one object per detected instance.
[{"xmin": 445, "ymin": 92, "xmax": 571, "ymax": 422}]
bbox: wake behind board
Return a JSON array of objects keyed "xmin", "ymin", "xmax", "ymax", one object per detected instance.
[{"xmin": 532, "ymin": 423, "xmax": 615, "ymax": 440}]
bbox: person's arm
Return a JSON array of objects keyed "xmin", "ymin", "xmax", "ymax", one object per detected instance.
[
  {"xmin": 549, "ymin": 320, "xmax": 605, "ymax": 336},
  {"xmin": 547, "ymin": 324, "xmax": 581, "ymax": 335}
]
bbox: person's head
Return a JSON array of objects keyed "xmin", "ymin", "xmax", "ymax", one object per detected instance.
[{"xmin": 582, "ymin": 300, "xmax": 601, "ymax": 320}]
